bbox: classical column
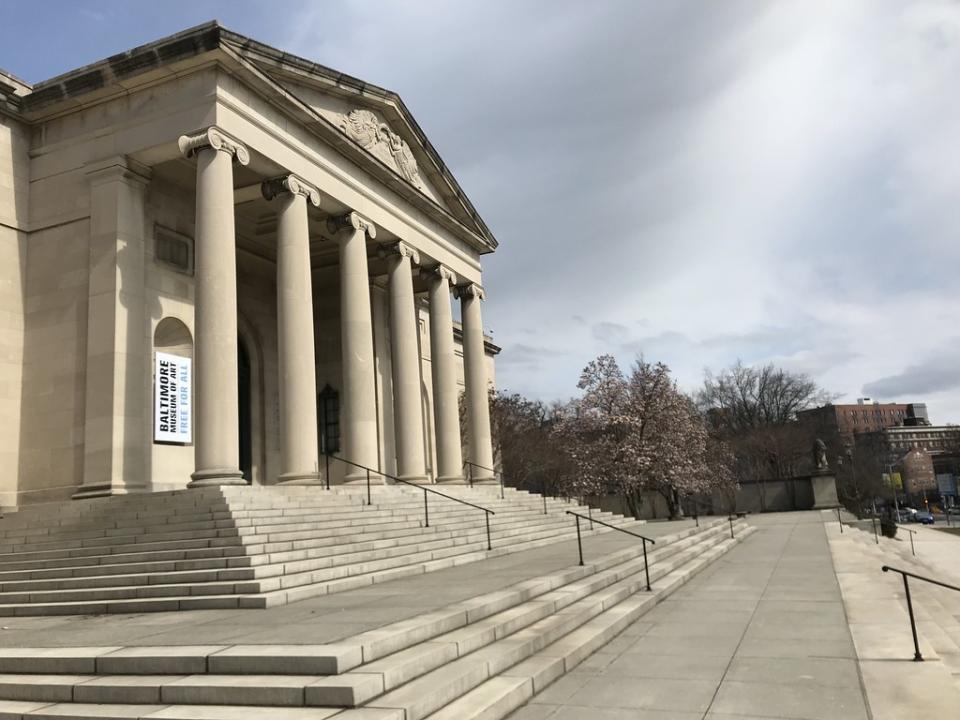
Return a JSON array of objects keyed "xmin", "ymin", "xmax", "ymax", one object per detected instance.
[
  {"xmin": 263, "ymin": 175, "xmax": 321, "ymax": 483},
  {"xmin": 178, "ymin": 127, "xmax": 249, "ymax": 487},
  {"xmin": 458, "ymin": 283, "xmax": 495, "ymax": 481},
  {"xmin": 328, "ymin": 212, "xmax": 379, "ymax": 481},
  {"xmin": 427, "ymin": 266, "xmax": 464, "ymax": 482},
  {"xmin": 384, "ymin": 242, "xmax": 428, "ymax": 483}
]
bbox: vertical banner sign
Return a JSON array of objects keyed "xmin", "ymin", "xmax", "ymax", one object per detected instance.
[{"xmin": 154, "ymin": 352, "xmax": 192, "ymax": 443}]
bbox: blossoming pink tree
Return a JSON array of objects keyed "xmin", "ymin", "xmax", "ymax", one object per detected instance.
[{"xmin": 555, "ymin": 354, "xmax": 737, "ymax": 519}]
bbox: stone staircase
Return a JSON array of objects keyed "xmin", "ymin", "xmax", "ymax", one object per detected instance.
[
  {"xmin": 0, "ymin": 515, "xmax": 753, "ymax": 719},
  {"xmin": 829, "ymin": 518, "xmax": 960, "ymax": 716},
  {"xmin": 0, "ymin": 484, "xmax": 640, "ymax": 616}
]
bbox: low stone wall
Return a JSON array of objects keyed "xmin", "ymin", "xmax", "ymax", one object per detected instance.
[{"xmin": 581, "ymin": 476, "xmax": 822, "ymax": 520}]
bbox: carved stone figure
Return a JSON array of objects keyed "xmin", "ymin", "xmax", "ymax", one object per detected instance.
[
  {"xmin": 341, "ymin": 109, "xmax": 424, "ymax": 189},
  {"xmin": 813, "ymin": 438, "xmax": 829, "ymax": 473}
]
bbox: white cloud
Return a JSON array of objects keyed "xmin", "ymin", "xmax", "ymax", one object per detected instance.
[{"xmin": 277, "ymin": 0, "xmax": 960, "ymax": 420}]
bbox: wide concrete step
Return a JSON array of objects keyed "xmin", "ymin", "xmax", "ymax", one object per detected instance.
[
  {"xmin": 0, "ymin": 492, "xmax": 564, "ymax": 560},
  {"xmin": 0, "ymin": 521, "xmax": 751, "ymax": 719},
  {"xmin": 0, "ymin": 506, "xmax": 616, "ymax": 591},
  {"xmin": 0, "ymin": 518, "xmax": 641, "ymax": 614},
  {"xmin": 0, "ymin": 500, "xmax": 563, "ymax": 572},
  {"xmin": 233, "ymin": 506, "xmax": 612, "ymax": 549},
  {"xmin": 0, "ymin": 521, "xmax": 737, "ymax": 671},
  {"xmin": 0, "ymin": 484, "xmax": 644, "ymax": 615},
  {"xmin": 0, "ymin": 701, "xmax": 348, "ymax": 719},
  {"xmin": 425, "ymin": 537, "xmax": 746, "ymax": 720},
  {"xmin": 237, "ymin": 520, "xmax": 654, "ymax": 609}
]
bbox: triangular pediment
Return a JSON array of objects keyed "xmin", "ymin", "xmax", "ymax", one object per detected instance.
[
  {"xmin": 220, "ymin": 32, "xmax": 495, "ymax": 249},
  {"xmin": 270, "ymin": 81, "xmax": 448, "ymax": 206},
  {"xmin": 13, "ymin": 22, "xmax": 496, "ymax": 251}
]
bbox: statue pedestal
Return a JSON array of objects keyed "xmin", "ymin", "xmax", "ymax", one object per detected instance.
[{"xmin": 811, "ymin": 472, "xmax": 839, "ymax": 509}]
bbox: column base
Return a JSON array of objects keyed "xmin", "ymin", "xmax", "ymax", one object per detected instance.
[
  {"xmin": 72, "ymin": 483, "xmax": 150, "ymax": 500},
  {"xmin": 397, "ymin": 474, "xmax": 430, "ymax": 485},
  {"xmin": 277, "ymin": 471, "xmax": 323, "ymax": 485},
  {"xmin": 344, "ymin": 471, "xmax": 383, "ymax": 485},
  {"xmin": 435, "ymin": 475, "xmax": 466, "ymax": 484},
  {"xmin": 188, "ymin": 468, "xmax": 247, "ymax": 488}
]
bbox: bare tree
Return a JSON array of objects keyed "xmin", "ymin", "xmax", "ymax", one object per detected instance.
[
  {"xmin": 488, "ymin": 391, "xmax": 572, "ymax": 496},
  {"xmin": 698, "ymin": 361, "xmax": 834, "ymax": 501},
  {"xmin": 698, "ymin": 360, "xmax": 834, "ymax": 431}
]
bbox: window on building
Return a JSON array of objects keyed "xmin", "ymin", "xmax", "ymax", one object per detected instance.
[
  {"xmin": 318, "ymin": 384, "xmax": 340, "ymax": 456},
  {"xmin": 155, "ymin": 226, "xmax": 194, "ymax": 275}
]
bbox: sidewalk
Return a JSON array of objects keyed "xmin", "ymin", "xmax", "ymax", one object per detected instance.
[
  {"xmin": 508, "ymin": 512, "xmax": 870, "ymax": 720},
  {"xmin": 0, "ymin": 518, "xmax": 696, "ymax": 649}
]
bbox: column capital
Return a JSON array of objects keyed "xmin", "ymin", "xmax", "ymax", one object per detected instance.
[
  {"xmin": 425, "ymin": 264, "xmax": 458, "ymax": 286},
  {"xmin": 455, "ymin": 282, "xmax": 485, "ymax": 301},
  {"xmin": 380, "ymin": 241, "xmax": 420, "ymax": 266},
  {"xmin": 178, "ymin": 126, "xmax": 250, "ymax": 166},
  {"xmin": 326, "ymin": 211, "xmax": 377, "ymax": 239},
  {"xmin": 261, "ymin": 174, "xmax": 321, "ymax": 207}
]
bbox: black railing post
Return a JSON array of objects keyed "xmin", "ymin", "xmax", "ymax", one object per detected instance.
[
  {"xmin": 325, "ymin": 453, "xmax": 330, "ymax": 491},
  {"xmin": 836, "ymin": 506, "xmax": 842, "ymax": 533},
  {"xmin": 424, "ymin": 489, "xmax": 429, "ymax": 527},
  {"xmin": 909, "ymin": 531, "xmax": 915, "ymax": 557},
  {"xmin": 543, "ymin": 493, "xmax": 547, "ymax": 515},
  {"xmin": 902, "ymin": 574, "xmax": 923, "ymax": 661},
  {"xmin": 882, "ymin": 565, "xmax": 960, "ymax": 662},
  {"xmin": 500, "ymin": 474, "xmax": 504, "ymax": 500},
  {"xmin": 574, "ymin": 514, "xmax": 583, "ymax": 566},
  {"xmin": 694, "ymin": 513, "xmax": 700, "ymax": 528},
  {"xmin": 366, "ymin": 468, "xmax": 371, "ymax": 506},
  {"xmin": 728, "ymin": 515, "xmax": 734, "ymax": 539},
  {"xmin": 642, "ymin": 537, "xmax": 651, "ymax": 591},
  {"xmin": 485, "ymin": 512, "xmax": 492, "ymax": 550}
]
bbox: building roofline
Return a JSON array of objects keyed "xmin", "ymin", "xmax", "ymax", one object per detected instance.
[{"xmin": 12, "ymin": 21, "xmax": 498, "ymax": 253}]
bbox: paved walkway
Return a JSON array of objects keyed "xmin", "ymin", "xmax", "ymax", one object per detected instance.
[
  {"xmin": 508, "ymin": 512, "xmax": 870, "ymax": 720},
  {"xmin": 0, "ymin": 518, "xmax": 697, "ymax": 648},
  {"xmin": 829, "ymin": 517, "xmax": 960, "ymax": 718}
]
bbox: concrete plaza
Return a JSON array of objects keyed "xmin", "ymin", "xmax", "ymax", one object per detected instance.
[
  {"xmin": 2, "ymin": 509, "xmax": 957, "ymax": 718},
  {"xmin": 508, "ymin": 513, "xmax": 870, "ymax": 720}
]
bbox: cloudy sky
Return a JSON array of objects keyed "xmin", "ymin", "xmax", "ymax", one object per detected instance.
[{"xmin": 4, "ymin": 1, "xmax": 960, "ymax": 419}]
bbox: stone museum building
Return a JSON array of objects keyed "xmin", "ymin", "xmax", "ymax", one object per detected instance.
[{"xmin": 0, "ymin": 22, "xmax": 500, "ymax": 508}]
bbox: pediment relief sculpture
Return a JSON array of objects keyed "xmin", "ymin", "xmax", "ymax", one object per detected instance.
[{"xmin": 341, "ymin": 108, "xmax": 424, "ymax": 190}]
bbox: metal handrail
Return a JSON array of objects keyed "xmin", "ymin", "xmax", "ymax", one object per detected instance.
[
  {"xmin": 686, "ymin": 498, "xmax": 713, "ymax": 528},
  {"xmin": 882, "ymin": 565, "xmax": 960, "ymax": 662},
  {"xmin": 325, "ymin": 454, "xmax": 495, "ymax": 550},
  {"xmin": 896, "ymin": 525, "xmax": 918, "ymax": 556},
  {"xmin": 463, "ymin": 460, "xmax": 504, "ymax": 499},
  {"xmin": 566, "ymin": 510, "xmax": 657, "ymax": 591}
]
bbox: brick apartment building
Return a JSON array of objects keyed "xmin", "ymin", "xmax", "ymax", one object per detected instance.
[{"xmin": 797, "ymin": 399, "xmax": 928, "ymax": 443}]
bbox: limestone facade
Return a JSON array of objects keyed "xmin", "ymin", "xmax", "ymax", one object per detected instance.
[{"xmin": 0, "ymin": 24, "xmax": 499, "ymax": 507}]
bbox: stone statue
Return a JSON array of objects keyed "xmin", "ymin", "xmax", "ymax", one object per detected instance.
[
  {"xmin": 813, "ymin": 438, "xmax": 829, "ymax": 473},
  {"xmin": 341, "ymin": 108, "xmax": 424, "ymax": 189}
]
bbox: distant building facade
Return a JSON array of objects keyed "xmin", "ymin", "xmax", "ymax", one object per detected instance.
[
  {"xmin": 798, "ymin": 399, "xmax": 930, "ymax": 444},
  {"xmin": 853, "ymin": 425, "xmax": 960, "ymax": 495}
]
